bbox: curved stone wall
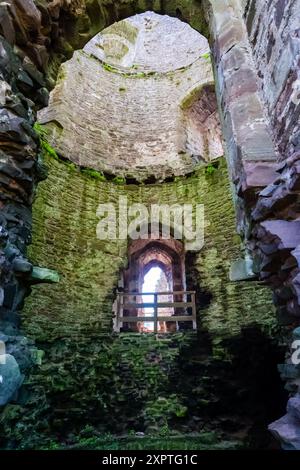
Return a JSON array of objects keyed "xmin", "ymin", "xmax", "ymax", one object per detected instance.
[{"xmin": 38, "ymin": 13, "xmax": 223, "ymax": 181}]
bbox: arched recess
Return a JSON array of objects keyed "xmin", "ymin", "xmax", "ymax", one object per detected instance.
[
  {"xmin": 178, "ymin": 83, "xmax": 224, "ymax": 163},
  {"xmin": 42, "ymin": 1, "xmax": 210, "ymax": 85},
  {"xmin": 0, "ymin": 3, "xmax": 279, "ymax": 333}
]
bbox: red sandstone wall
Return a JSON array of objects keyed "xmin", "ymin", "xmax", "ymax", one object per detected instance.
[{"xmin": 243, "ymin": 0, "xmax": 300, "ymax": 159}]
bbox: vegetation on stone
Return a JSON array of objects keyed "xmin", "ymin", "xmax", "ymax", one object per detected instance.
[
  {"xmin": 205, "ymin": 163, "xmax": 217, "ymax": 175},
  {"xmin": 0, "ymin": 0, "xmax": 298, "ymax": 452},
  {"xmin": 81, "ymin": 168, "xmax": 107, "ymax": 181},
  {"xmin": 201, "ymin": 52, "xmax": 211, "ymax": 60},
  {"xmin": 112, "ymin": 176, "xmax": 126, "ymax": 185}
]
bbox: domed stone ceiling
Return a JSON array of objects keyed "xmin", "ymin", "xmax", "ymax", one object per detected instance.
[
  {"xmin": 38, "ymin": 12, "xmax": 223, "ymax": 182},
  {"xmin": 84, "ymin": 12, "xmax": 209, "ymax": 73}
]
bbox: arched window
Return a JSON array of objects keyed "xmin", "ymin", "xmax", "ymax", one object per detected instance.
[{"xmin": 141, "ymin": 265, "xmax": 172, "ymax": 333}]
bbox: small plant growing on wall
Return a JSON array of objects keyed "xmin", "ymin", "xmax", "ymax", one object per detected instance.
[
  {"xmin": 81, "ymin": 168, "xmax": 107, "ymax": 181},
  {"xmin": 205, "ymin": 163, "xmax": 218, "ymax": 175},
  {"xmin": 113, "ymin": 176, "xmax": 126, "ymax": 185}
]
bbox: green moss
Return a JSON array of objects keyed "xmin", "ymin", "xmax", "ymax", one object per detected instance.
[
  {"xmin": 18, "ymin": 157, "xmax": 276, "ymax": 452},
  {"xmin": 102, "ymin": 62, "xmax": 117, "ymax": 73},
  {"xmin": 65, "ymin": 161, "xmax": 77, "ymax": 172},
  {"xmin": 119, "ymin": 87, "xmax": 126, "ymax": 92},
  {"xmin": 34, "ymin": 122, "xmax": 58, "ymax": 160},
  {"xmin": 33, "ymin": 122, "xmax": 48, "ymax": 138},
  {"xmin": 7, "ymin": 432, "xmax": 239, "ymax": 451},
  {"xmin": 144, "ymin": 395, "xmax": 188, "ymax": 430},
  {"xmin": 0, "ymin": 331, "xmax": 245, "ymax": 449},
  {"xmin": 56, "ymin": 65, "xmax": 67, "ymax": 84},
  {"xmin": 24, "ymin": 155, "xmax": 275, "ymax": 340},
  {"xmin": 180, "ymin": 84, "xmax": 204, "ymax": 110},
  {"xmin": 81, "ymin": 168, "xmax": 107, "ymax": 181},
  {"xmin": 69, "ymin": 433, "xmax": 239, "ymax": 450},
  {"xmin": 102, "ymin": 20, "xmax": 138, "ymax": 44},
  {"xmin": 101, "ymin": 60, "xmax": 157, "ymax": 79},
  {"xmin": 4, "ymin": 154, "xmax": 277, "ymax": 448},
  {"xmin": 40, "ymin": 139, "xmax": 59, "ymax": 160},
  {"xmin": 34, "ymin": 123, "xmax": 103, "ymax": 178},
  {"xmin": 201, "ymin": 52, "xmax": 211, "ymax": 60}
]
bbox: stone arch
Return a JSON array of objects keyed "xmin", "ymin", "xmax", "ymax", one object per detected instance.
[
  {"xmin": 37, "ymin": 12, "xmax": 216, "ymax": 182},
  {"xmin": 178, "ymin": 82, "xmax": 224, "ymax": 163},
  {"xmin": 0, "ymin": 1, "xmax": 281, "ymax": 334},
  {"xmin": 120, "ymin": 236, "xmax": 186, "ymax": 332}
]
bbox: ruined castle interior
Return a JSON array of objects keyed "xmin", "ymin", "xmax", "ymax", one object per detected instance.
[{"xmin": 0, "ymin": 0, "xmax": 300, "ymax": 452}]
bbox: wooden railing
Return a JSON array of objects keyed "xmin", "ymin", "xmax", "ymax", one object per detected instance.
[{"xmin": 114, "ymin": 291, "xmax": 196, "ymax": 333}]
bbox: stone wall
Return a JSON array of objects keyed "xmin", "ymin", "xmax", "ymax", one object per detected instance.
[
  {"xmin": 0, "ymin": 1, "xmax": 210, "ymax": 86},
  {"xmin": 0, "ymin": 36, "xmax": 49, "ymax": 409},
  {"xmin": 218, "ymin": 0, "xmax": 300, "ymax": 447},
  {"xmin": 204, "ymin": 0, "xmax": 279, "ymax": 208},
  {"xmin": 37, "ymin": 14, "xmax": 223, "ymax": 182},
  {"xmin": 243, "ymin": 0, "xmax": 300, "ymax": 159},
  {"xmin": 23, "ymin": 154, "xmax": 276, "ymax": 340}
]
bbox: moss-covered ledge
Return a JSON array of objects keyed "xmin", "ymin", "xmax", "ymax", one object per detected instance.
[{"xmin": 23, "ymin": 151, "xmax": 276, "ymax": 340}]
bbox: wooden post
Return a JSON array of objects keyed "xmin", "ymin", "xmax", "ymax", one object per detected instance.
[
  {"xmin": 154, "ymin": 293, "xmax": 158, "ymax": 333},
  {"xmin": 191, "ymin": 292, "xmax": 197, "ymax": 330}
]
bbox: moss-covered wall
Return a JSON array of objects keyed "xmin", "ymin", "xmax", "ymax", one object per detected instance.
[
  {"xmin": 0, "ymin": 155, "xmax": 285, "ymax": 450},
  {"xmin": 23, "ymin": 155, "xmax": 275, "ymax": 341}
]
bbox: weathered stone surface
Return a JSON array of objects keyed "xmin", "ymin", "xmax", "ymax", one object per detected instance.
[
  {"xmin": 238, "ymin": 162, "xmax": 278, "ymax": 199},
  {"xmin": 0, "ymin": 35, "xmax": 48, "ymax": 347},
  {"xmin": 0, "ymin": 353, "xmax": 22, "ymax": 405},
  {"xmin": 30, "ymin": 266, "xmax": 59, "ymax": 283},
  {"xmin": 23, "ymin": 156, "xmax": 275, "ymax": 340},
  {"xmin": 0, "ymin": 0, "xmax": 209, "ymax": 83},
  {"xmin": 252, "ymin": 152, "xmax": 300, "ymax": 221},
  {"xmin": 258, "ymin": 220, "xmax": 300, "ymax": 251},
  {"xmin": 244, "ymin": 0, "xmax": 300, "ymax": 159},
  {"xmin": 269, "ymin": 394, "xmax": 300, "ymax": 450},
  {"xmin": 293, "ymin": 327, "xmax": 300, "ymax": 339},
  {"xmin": 0, "ymin": 0, "xmax": 297, "ymax": 451},
  {"xmin": 229, "ymin": 256, "xmax": 256, "ymax": 281},
  {"xmin": 38, "ymin": 13, "xmax": 223, "ymax": 182},
  {"xmin": 12, "ymin": 257, "xmax": 32, "ymax": 273}
]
